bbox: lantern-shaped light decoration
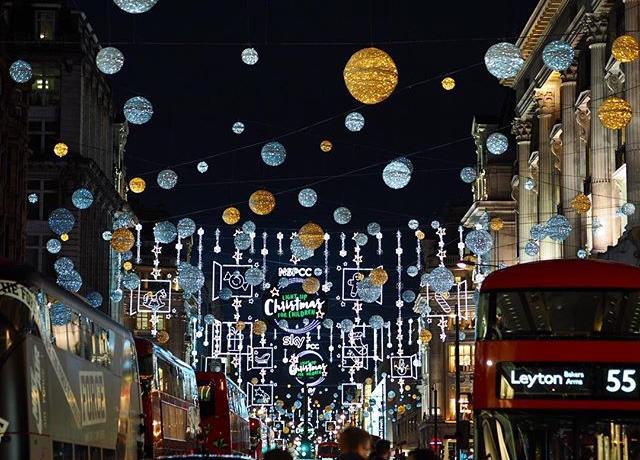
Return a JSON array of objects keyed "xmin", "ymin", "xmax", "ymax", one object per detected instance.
[
  {"xmin": 298, "ymin": 188, "xmax": 318, "ymax": 207},
  {"xmin": 320, "ymin": 140, "xmax": 333, "ymax": 152},
  {"xmin": 486, "ymin": 132, "xmax": 508, "ymax": 155},
  {"xmin": 383, "ymin": 157, "xmax": 413, "ymax": 189},
  {"xmin": 261, "ymin": 141, "xmax": 286, "ymax": 166},
  {"xmin": 249, "ymin": 189, "xmax": 276, "ymax": 215},
  {"xmin": 484, "ymin": 42, "xmax": 524, "ymax": 79},
  {"xmin": 303, "ymin": 277, "xmax": 321, "ymax": 294},
  {"xmin": 546, "ymin": 214, "xmax": 572, "ymax": 241},
  {"xmin": 441, "ymin": 77, "xmax": 455, "ymax": 90},
  {"xmin": 299, "ymin": 222, "xmax": 325, "ymax": 250},
  {"xmin": 571, "ymin": 193, "xmax": 591, "ymax": 214},
  {"xmin": 253, "ymin": 320, "xmax": 267, "ymax": 336},
  {"xmin": 111, "ymin": 228, "xmax": 135, "ymax": 253},
  {"xmin": 72, "ymin": 188, "xmax": 93, "ymax": 210},
  {"xmin": 222, "ymin": 207, "xmax": 240, "ymax": 225},
  {"xmin": 612, "ymin": 35, "xmax": 640, "ymax": 63},
  {"xmin": 113, "ymin": 0, "xmax": 159, "ymax": 14},
  {"xmin": 241, "ymin": 47, "xmax": 259, "ymax": 65},
  {"xmin": 598, "ymin": 97, "xmax": 633, "ymax": 130},
  {"xmin": 489, "ymin": 218, "xmax": 504, "ymax": 232},
  {"xmin": 129, "ymin": 177, "xmax": 146, "ymax": 193},
  {"xmin": 460, "ymin": 167, "xmax": 477, "ymax": 184},
  {"xmin": 369, "ymin": 267, "xmax": 388, "ymax": 286},
  {"xmin": 345, "ymin": 112, "xmax": 365, "ymax": 132},
  {"xmin": 123, "ymin": 96, "xmax": 153, "ymax": 125},
  {"xmin": 96, "ymin": 47, "xmax": 124, "ymax": 74},
  {"xmin": 157, "ymin": 169, "xmax": 178, "ymax": 189},
  {"xmin": 9, "ymin": 60, "xmax": 32, "ymax": 83},
  {"xmin": 333, "ymin": 207, "xmax": 352, "ymax": 225},
  {"xmin": 343, "ymin": 47, "xmax": 398, "ymax": 104},
  {"xmin": 542, "ymin": 40, "xmax": 574, "ymax": 71},
  {"xmin": 54, "ymin": 142, "xmax": 69, "ymax": 158},
  {"xmin": 48, "ymin": 208, "xmax": 75, "ymax": 236}
]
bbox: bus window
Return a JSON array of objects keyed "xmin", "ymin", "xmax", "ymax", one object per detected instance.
[
  {"xmin": 0, "ymin": 295, "xmax": 35, "ymax": 355},
  {"xmin": 81, "ymin": 317, "xmax": 93, "ymax": 362},
  {"xmin": 52, "ymin": 310, "xmax": 81, "ymax": 355}
]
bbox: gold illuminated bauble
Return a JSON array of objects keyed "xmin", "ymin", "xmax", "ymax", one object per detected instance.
[
  {"xmin": 441, "ymin": 77, "xmax": 456, "ymax": 90},
  {"xmin": 612, "ymin": 35, "xmax": 640, "ymax": 63},
  {"xmin": 598, "ymin": 97, "xmax": 633, "ymax": 130},
  {"xmin": 222, "ymin": 207, "xmax": 241, "ymax": 225},
  {"xmin": 249, "ymin": 190, "xmax": 276, "ymax": 216},
  {"xmin": 60, "ymin": 233, "xmax": 69, "ymax": 242},
  {"xmin": 253, "ymin": 319, "xmax": 267, "ymax": 336},
  {"xmin": 283, "ymin": 427, "xmax": 290, "ymax": 435},
  {"xmin": 123, "ymin": 261, "xmax": 133, "ymax": 271},
  {"xmin": 415, "ymin": 230, "xmax": 425, "ymax": 240},
  {"xmin": 303, "ymin": 277, "xmax": 321, "ymax": 294},
  {"xmin": 156, "ymin": 330, "xmax": 169, "ymax": 344},
  {"xmin": 299, "ymin": 222, "xmax": 325, "ymax": 250},
  {"xmin": 365, "ymin": 377, "xmax": 373, "ymax": 385},
  {"xmin": 489, "ymin": 217, "xmax": 504, "ymax": 232},
  {"xmin": 355, "ymin": 272, "xmax": 365, "ymax": 282},
  {"xmin": 54, "ymin": 142, "xmax": 68, "ymax": 158},
  {"xmin": 111, "ymin": 228, "xmax": 135, "ymax": 253},
  {"xmin": 369, "ymin": 267, "xmax": 388, "ymax": 286},
  {"xmin": 420, "ymin": 329, "xmax": 432, "ymax": 344},
  {"xmin": 320, "ymin": 140, "xmax": 333, "ymax": 152},
  {"xmin": 129, "ymin": 177, "xmax": 146, "ymax": 194},
  {"xmin": 404, "ymin": 385, "xmax": 411, "ymax": 391},
  {"xmin": 343, "ymin": 47, "xmax": 398, "ymax": 105},
  {"xmin": 236, "ymin": 320, "xmax": 246, "ymax": 331},
  {"xmin": 397, "ymin": 405, "xmax": 406, "ymax": 415},
  {"xmin": 251, "ymin": 377, "xmax": 259, "ymax": 384},
  {"xmin": 571, "ymin": 193, "xmax": 591, "ymax": 214}
]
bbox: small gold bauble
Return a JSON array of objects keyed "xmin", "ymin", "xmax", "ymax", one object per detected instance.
[
  {"xmin": 111, "ymin": 228, "xmax": 135, "ymax": 253},
  {"xmin": 343, "ymin": 47, "xmax": 398, "ymax": 105},
  {"xmin": 415, "ymin": 230, "xmax": 425, "ymax": 240},
  {"xmin": 222, "ymin": 207, "xmax": 241, "ymax": 225},
  {"xmin": 612, "ymin": 35, "xmax": 640, "ymax": 63},
  {"xmin": 299, "ymin": 222, "xmax": 325, "ymax": 250},
  {"xmin": 251, "ymin": 377, "xmax": 259, "ymax": 384},
  {"xmin": 283, "ymin": 427, "xmax": 290, "ymax": 435},
  {"xmin": 236, "ymin": 320, "xmax": 246, "ymax": 331},
  {"xmin": 253, "ymin": 319, "xmax": 267, "ymax": 336},
  {"xmin": 60, "ymin": 233, "xmax": 69, "ymax": 242},
  {"xmin": 598, "ymin": 97, "xmax": 633, "ymax": 130},
  {"xmin": 123, "ymin": 261, "xmax": 133, "ymax": 271},
  {"xmin": 489, "ymin": 217, "xmax": 504, "ymax": 232},
  {"xmin": 156, "ymin": 330, "xmax": 169, "ymax": 344},
  {"xmin": 249, "ymin": 190, "xmax": 276, "ymax": 216},
  {"xmin": 369, "ymin": 267, "xmax": 388, "ymax": 286},
  {"xmin": 404, "ymin": 385, "xmax": 411, "ymax": 391},
  {"xmin": 302, "ymin": 277, "xmax": 321, "ymax": 294},
  {"xmin": 397, "ymin": 405, "xmax": 406, "ymax": 415},
  {"xmin": 54, "ymin": 142, "xmax": 68, "ymax": 158},
  {"xmin": 441, "ymin": 77, "xmax": 456, "ymax": 90},
  {"xmin": 420, "ymin": 329, "xmax": 432, "ymax": 344},
  {"xmin": 129, "ymin": 177, "xmax": 146, "ymax": 194},
  {"xmin": 355, "ymin": 272, "xmax": 365, "ymax": 282},
  {"xmin": 320, "ymin": 140, "xmax": 333, "ymax": 152},
  {"xmin": 571, "ymin": 193, "xmax": 591, "ymax": 214}
]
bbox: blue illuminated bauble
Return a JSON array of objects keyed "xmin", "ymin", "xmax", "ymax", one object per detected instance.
[
  {"xmin": 113, "ymin": 0, "xmax": 158, "ymax": 13},
  {"xmin": 277, "ymin": 319, "xmax": 289, "ymax": 329},
  {"xmin": 542, "ymin": 40, "xmax": 574, "ymax": 72},
  {"xmin": 278, "ymin": 277, "xmax": 290, "ymax": 288},
  {"xmin": 46, "ymin": 239, "xmax": 61, "ymax": 254},
  {"xmin": 314, "ymin": 267, "xmax": 323, "ymax": 276},
  {"xmin": 293, "ymin": 400, "xmax": 302, "ymax": 409},
  {"xmin": 54, "ymin": 257, "xmax": 74, "ymax": 275},
  {"xmin": 177, "ymin": 262, "xmax": 205, "ymax": 295},
  {"xmin": 525, "ymin": 240, "xmax": 539, "ymax": 257},
  {"xmin": 204, "ymin": 314, "xmax": 215, "ymax": 325},
  {"xmin": 408, "ymin": 219, "xmax": 419, "ymax": 230},
  {"xmin": 621, "ymin": 202, "xmax": 636, "ymax": 216},
  {"xmin": 322, "ymin": 318, "xmax": 334, "ymax": 329},
  {"xmin": 465, "ymin": 229, "xmax": 493, "ymax": 256},
  {"xmin": 157, "ymin": 169, "xmax": 178, "ymax": 189},
  {"xmin": 402, "ymin": 290, "xmax": 416, "ymax": 303},
  {"xmin": 368, "ymin": 315, "xmax": 384, "ymax": 330},
  {"xmin": 486, "ymin": 132, "xmax": 508, "ymax": 155},
  {"xmin": 197, "ymin": 161, "xmax": 208, "ymax": 173},
  {"xmin": 102, "ymin": 231, "xmax": 112, "ymax": 241},
  {"xmin": 387, "ymin": 390, "xmax": 396, "ymax": 399},
  {"xmin": 546, "ymin": 214, "xmax": 572, "ymax": 242},
  {"xmin": 354, "ymin": 233, "xmax": 368, "ymax": 246},
  {"xmin": 96, "ymin": 47, "xmax": 124, "ymax": 74},
  {"xmin": 431, "ymin": 220, "xmax": 440, "ymax": 229},
  {"xmin": 524, "ymin": 178, "xmax": 536, "ymax": 191},
  {"xmin": 241, "ymin": 47, "xmax": 259, "ymax": 65},
  {"xmin": 427, "ymin": 266, "xmax": 455, "ymax": 294},
  {"xmin": 484, "ymin": 42, "xmax": 524, "ymax": 79},
  {"xmin": 176, "ymin": 218, "xmax": 196, "ymax": 239},
  {"xmin": 112, "ymin": 211, "xmax": 134, "ymax": 229},
  {"xmin": 86, "ymin": 292, "xmax": 103, "ymax": 308},
  {"xmin": 219, "ymin": 288, "xmax": 232, "ymax": 301},
  {"xmin": 407, "ymin": 266, "xmax": 418, "ymax": 277},
  {"xmin": 234, "ymin": 232, "xmax": 252, "ymax": 250},
  {"xmin": 72, "ymin": 188, "xmax": 93, "ymax": 209},
  {"xmin": 460, "ymin": 167, "xmax": 477, "ymax": 184},
  {"xmin": 28, "ymin": 193, "xmax": 38, "ymax": 204},
  {"xmin": 367, "ymin": 222, "xmax": 381, "ymax": 235},
  {"xmin": 110, "ymin": 289, "xmax": 123, "ymax": 302},
  {"xmin": 9, "ymin": 60, "xmax": 32, "ymax": 83},
  {"xmin": 50, "ymin": 302, "xmax": 72, "ymax": 326},
  {"xmin": 122, "ymin": 272, "xmax": 141, "ymax": 290},
  {"xmin": 577, "ymin": 249, "xmax": 588, "ymax": 259},
  {"xmin": 420, "ymin": 273, "xmax": 428, "ymax": 289},
  {"xmin": 290, "ymin": 237, "xmax": 314, "ymax": 260},
  {"xmin": 48, "ymin": 208, "xmax": 75, "ymax": 235},
  {"xmin": 232, "ymin": 121, "xmax": 245, "ymax": 134},
  {"xmin": 530, "ymin": 224, "xmax": 547, "ymax": 241},
  {"xmin": 383, "ymin": 157, "xmax": 413, "ymax": 189},
  {"xmin": 340, "ymin": 319, "xmax": 354, "ymax": 333},
  {"xmin": 333, "ymin": 207, "xmax": 352, "ymax": 225},
  {"xmin": 298, "ymin": 188, "xmax": 317, "ymax": 207},
  {"xmin": 242, "ymin": 221, "xmax": 256, "ymax": 233},
  {"xmin": 123, "ymin": 96, "xmax": 153, "ymax": 125},
  {"xmin": 345, "ymin": 112, "xmax": 365, "ymax": 132},
  {"xmin": 153, "ymin": 221, "xmax": 177, "ymax": 244},
  {"xmin": 245, "ymin": 267, "xmax": 264, "ymax": 286},
  {"xmin": 357, "ymin": 277, "xmax": 381, "ymax": 303},
  {"xmin": 57, "ymin": 269, "xmax": 82, "ymax": 293},
  {"xmin": 261, "ymin": 141, "xmax": 286, "ymax": 166}
]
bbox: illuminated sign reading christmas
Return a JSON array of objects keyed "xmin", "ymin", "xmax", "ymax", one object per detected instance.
[
  {"xmin": 263, "ymin": 277, "xmax": 327, "ymax": 334},
  {"xmin": 289, "ymin": 350, "xmax": 327, "ymax": 386}
]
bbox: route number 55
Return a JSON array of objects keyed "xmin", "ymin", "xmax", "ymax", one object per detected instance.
[{"xmin": 606, "ymin": 369, "xmax": 637, "ymax": 393}]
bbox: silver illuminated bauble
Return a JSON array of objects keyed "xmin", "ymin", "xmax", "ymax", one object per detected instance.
[
  {"xmin": 354, "ymin": 233, "xmax": 368, "ymax": 246},
  {"xmin": 291, "ymin": 237, "xmax": 314, "ymax": 260},
  {"xmin": 241, "ymin": 47, "xmax": 259, "ymax": 65},
  {"xmin": 9, "ymin": 60, "xmax": 32, "ymax": 83},
  {"xmin": 345, "ymin": 112, "xmax": 365, "ymax": 132},
  {"xmin": 333, "ymin": 207, "xmax": 352, "ymax": 225},
  {"xmin": 340, "ymin": 318, "xmax": 354, "ymax": 333},
  {"xmin": 408, "ymin": 219, "xmax": 419, "ymax": 230},
  {"xmin": 242, "ymin": 221, "xmax": 256, "ymax": 233},
  {"xmin": 369, "ymin": 315, "xmax": 384, "ymax": 330},
  {"xmin": 524, "ymin": 240, "xmax": 539, "ymax": 257},
  {"xmin": 113, "ymin": 0, "xmax": 159, "ymax": 13},
  {"xmin": 232, "ymin": 121, "xmax": 245, "ymax": 134},
  {"xmin": 96, "ymin": 47, "xmax": 124, "ymax": 74},
  {"xmin": 322, "ymin": 318, "xmax": 334, "ymax": 329},
  {"xmin": 54, "ymin": 257, "xmax": 74, "ymax": 275},
  {"xmin": 122, "ymin": 272, "xmax": 141, "ymax": 290},
  {"xmin": 177, "ymin": 218, "xmax": 196, "ymax": 238},
  {"xmin": 298, "ymin": 188, "xmax": 317, "ymax": 207},
  {"xmin": 261, "ymin": 141, "xmax": 286, "ymax": 166},
  {"xmin": 46, "ymin": 239, "xmax": 61, "ymax": 254},
  {"xmin": 57, "ymin": 269, "xmax": 82, "ymax": 293},
  {"xmin": 197, "ymin": 161, "xmax": 208, "ymax": 173},
  {"xmin": 407, "ymin": 265, "xmax": 418, "ymax": 277},
  {"xmin": 278, "ymin": 277, "xmax": 290, "ymax": 288},
  {"xmin": 529, "ymin": 224, "xmax": 547, "ymax": 241},
  {"xmin": 402, "ymin": 290, "xmax": 416, "ymax": 303},
  {"xmin": 204, "ymin": 314, "xmax": 215, "ymax": 325},
  {"xmin": 383, "ymin": 157, "xmax": 413, "ymax": 189},
  {"xmin": 465, "ymin": 229, "xmax": 493, "ymax": 255},
  {"xmin": 357, "ymin": 277, "xmax": 381, "ymax": 303},
  {"xmin": 153, "ymin": 221, "xmax": 177, "ymax": 244},
  {"xmin": 313, "ymin": 267, "xmax": 323, "ymax": 276},
  {"xmin": 245, "ymin": 267, "xmax": 264, "ymax": 286},
  {"xmin": 72, "ymin": 188, "xmax": 93, "ymax": 209},
  {"xmin": 546, "ymin": 214, "xmax": 572, "ymax": 242},
  {"xmin": 621, "ymin": 202, "xmax": 636, "ymax": 216},
  {"xmin": 542, "ymin": 40, "xmax": 574, "ymax": 72},
  {"xmin": 48, "ymin": 208, "xmax": 75, "ymax": 235},
  {"xmin": 367, "ymin": 222, "xmax": 381, "ymax": 235},
  {"xmin": 123, "ymin": 96, "xmax": 153, "ymax": 125},
  {"xmin": 460, "ymin": 167, "xmax": 477, "ymax": 184},
  {"xmin": 157, "ymin": 169, "xmax": 178, "ymax": 189},
  {"xmin": 110, "ymin": 289, "xmax": 123, "ymax": 302},
  {"xmin": 484, "ymin": 42, "xmax": 524, "ymax": 79},
  {"xmin": 577, "ymin": 249, "xmax": 588, "ymax": 259},
  {"xmin": 50, "ymin": 302, "xmax": 72, "ymax": 326},
  {"xmin": 177, "ymin": 262, "xmax": 205, "ymax": 295},
  {"xmin": 102, "ymin": 231, "xmax": 112, "ymax": 241},
  {"xmin": 86, "ymin": 292, "xmax": 103, "ymax": 308},
  {"xmin": 234, "ymin": 232, "xmax": 252, "ymax": 250},
  {"xmin": 27, "ymin": 193, "xmax": 38, "ymax": 204},
  {"xmin": 219, "ymin": 288, "xmax": 232, "ymax": 301},
  {"xmin": 486, "ymin": 132, "xmax": 508, "ymax": 155},
  {"xmin": 427, "ymin": 266, "xmax": 455, "ymax": 294},
  {"xmin": 524, "ymin": 178, "xmax": 536, "ymax": 191},
  {"xmin": 431, "ymin": 220, "xmax": 440, "ymax": 229}
]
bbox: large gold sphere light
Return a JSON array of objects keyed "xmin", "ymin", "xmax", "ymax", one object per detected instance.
[
  {"xmin": 253, "ymin": 319, "xmax": 267, "ymax": 336},
  {"xmin": 612, "ymin": 35, "xmax": 640, "ymax": 63},
  {"xmin": 369, "ymin": 267, "xmax": 388, "ymax": 286},
  {"xmin": 343, "ymin": 47, "xmax": 398, "ymax": 105},
  {"xmin": 111, "ymin": 228, "xmax": 135, "ymax": 253},
  {"xmin": 320, "ymin": 140, "xmax": 333, "ymax": 152},
  {"xmin": 571, "ymin": 193, "xmax": 591, "ymax": 214},
  {"xmin": 236, "ymin": 320, "xmax": 246, "ymax": 332},
  {"xmin": 441, "ymin": 77, "xmax": 456, "ymax": 90},
  {"xmin": 249, "ymin": 190, "xmax": 276, "ymax": 216},
  {"xmin": 419, "ymin": 329, "xmax": 432, "ymax": 344},
  {"xmin": 489, "ymin": 217, "xmax": 504, "ymax": 232},
  {"xmin": 598, "ymin": 97, "xmax": 633, "ymax": 130},
  {"xmin": 222, "ymin": 207, "xmax": 241, "ymax": 225},
  {"xmin": 156, "ymin": 330, "xmax": 170, "ymax": 344},
  {"xmin": 303, "ymin": 277, "xmax": 321, "ymax": 294},
  {"xmin": 54, "ymin": 142, "xmax": 68, "ymax": 158},
  {"xmin": 129, "ymin": 177, "xmax": 146, "ymax": 194},
  {"xmin": 299, "ymin": 222, "xmax": 325, "ymax": 250}
]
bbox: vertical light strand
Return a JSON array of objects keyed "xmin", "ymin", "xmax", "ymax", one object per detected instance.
[
  {"xmin": 261, "ymin": 232, "xmax": 268, "ymax": 291},
  {"xmin": 135, "ymin": 223, "xmax": 142, "ymax": 263}
]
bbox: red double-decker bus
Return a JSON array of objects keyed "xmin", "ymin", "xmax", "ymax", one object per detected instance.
[{"xmin": 474, "ymin": 259, "xmax": 640, "ymax": 459}]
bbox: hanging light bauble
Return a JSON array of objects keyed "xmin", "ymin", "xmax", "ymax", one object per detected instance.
[
  {"xmin": 249, "ymin": 189, "xmax": 276, "ymax": 215},
  {"xmin": 524, "ymin": 240, "xmax": 540, "ymax": 257},
  {"xmin": 303, "ymin": 277, "xmax": 321, "ymax": 294},
  {"xmin": 320, "ymin": 140, "xmax": 333, "ymax": 152},
  {"xmin": 113, "ymin": 0, "xmax": 159, "ymax": 14},
  {"xmin": 441, "ymin": 77, "xmax": 455, "ymax": 90},
  {"xmin": 460, "ymin": 167, "xmax": 477, "ymax": 184},
  {"xmin": 546, "ymin": 214, "xmax": 572, "ymax": 242},
  {"xmin": 241, "ymin": 47, "xmax": 259, "ymax": 65},
  {"xmin": 484, "ymin": 42, "xmax": 524, "ymax": 79},
  {"xmin": 261, "ymin": 141, "xmax": 286, "ymax": 166},
  {"xmin": 542, "ymin": 40, "xmax": 574, "ymax": 71},
  {"xmin": 298, "ymin": 188, "xmax": 318, "ymax": 207},
  {"xmin": 345, "ymin": 112, "xmax": 365, "ymax": 132},
  {"xmin": 598, "ymin": 97, "xmax": 633, "ymax": 130},
  {"xmin": 419, "ymin": 329, "xmax": 432, "ymax": 344},
  {"xmin": 465, "ymin": 229, "xmax": 493, "ymax": 256},
  {"xmin": 54, "ymin": 142, "xmax": 68, "ymax": 158},
  {"xmin": 222, "ymin": 207, "xmax": 241, "ymax": 225},
  {"xmin": 96, "ymin": 47, "xmax": 124, "ymax": 74},
  {"xmin": 48, "ymin": 208, "xmax": 75, "ymax": 235},
  {"xmin": 157, "ymin": 169, "xmax": 178, "ymax": 189},
  {"xmin": 156, "ymin": 330, "xmax": 169, "ymax": 344},
  {"xmin": 486, "ymin": 132, "xmax": 509, "ymax": 155},
  {"xmin": 253, "ymin": 320, "xmax": 267, "ymax": 336},
  {"xmin": 369, "ymin": 267, "xmax": 388, "ymax": 286},
  {"xmin": 343, "ymin": 47, "xmax": 398, "ymax": 104},
  {"xmin": 299, "ymin": 222, "xmax": 325, "ymax": 250},
  {"xmin": 333, "ymin": 206, "xmax": 352, "ymax": 225},
  {"xmin": 123, "ymin": 96, "xmax": 153, "ymax": 125},
  {"xmin": 489, "ymin": 217, "xmax": 504, "ymax": 232},
  {"xmin": 111, "ymin": 228, "xmax": 135, "ymax": 253},
  {"xmin": 9, "ymin": 60, "xmax": 32, "ymax": 83},
  {"xmin": 612, "ymin": 35, "xmax": 640, "ymax": 63},
  {"xmin": 383, "ymin": 157, "xmax": 413, "ymax": 189},
  {"xmin": 129, "ymin": 177, "xmax": 146, "ymax": 193},
  {"xmin": 570, "ymin": 193, "xmax": 591, "ymax": 214},
  {"xmin": 72, "ymin": 188, "xmax": 93, "ymax": 209},
  {"xmin": 236, "ymin": 320, "xmax": 246, "ymax": 331}
]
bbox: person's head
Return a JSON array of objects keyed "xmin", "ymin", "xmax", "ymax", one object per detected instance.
[
  {"xmin": 264, "ymin": 448, "xmax": 293, "ymax": 460},
  {"xmin": 375, "ymin": 440, "xmax": 391, "ymax": 460},
  {"xmin": 408, "ymin": 448, "xmax": 438, "ymax": 460},
  {"xmin": 338, "ymin": 426, "xmax": 371, "ymax": 459}
]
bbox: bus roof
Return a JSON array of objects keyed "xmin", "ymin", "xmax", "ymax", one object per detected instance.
[{"xmin": 481, "ymin": 259, "xmax": 640, "ymax": 291}]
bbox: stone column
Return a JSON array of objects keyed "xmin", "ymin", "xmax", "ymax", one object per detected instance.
[
  {"xmin": 535, "ymin": 90, "xmax": 557, "ymax": 260},
  {"xmin": 585, "ymin": 12, "xmax": 615, "ymax": 252},
  {"xmin": 512, "ymin": 118, "xmax": 536, "ymax": 262},
  {"xmin": 625, "ymin": 0, "xmax": 640, "ymax": 227}
]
